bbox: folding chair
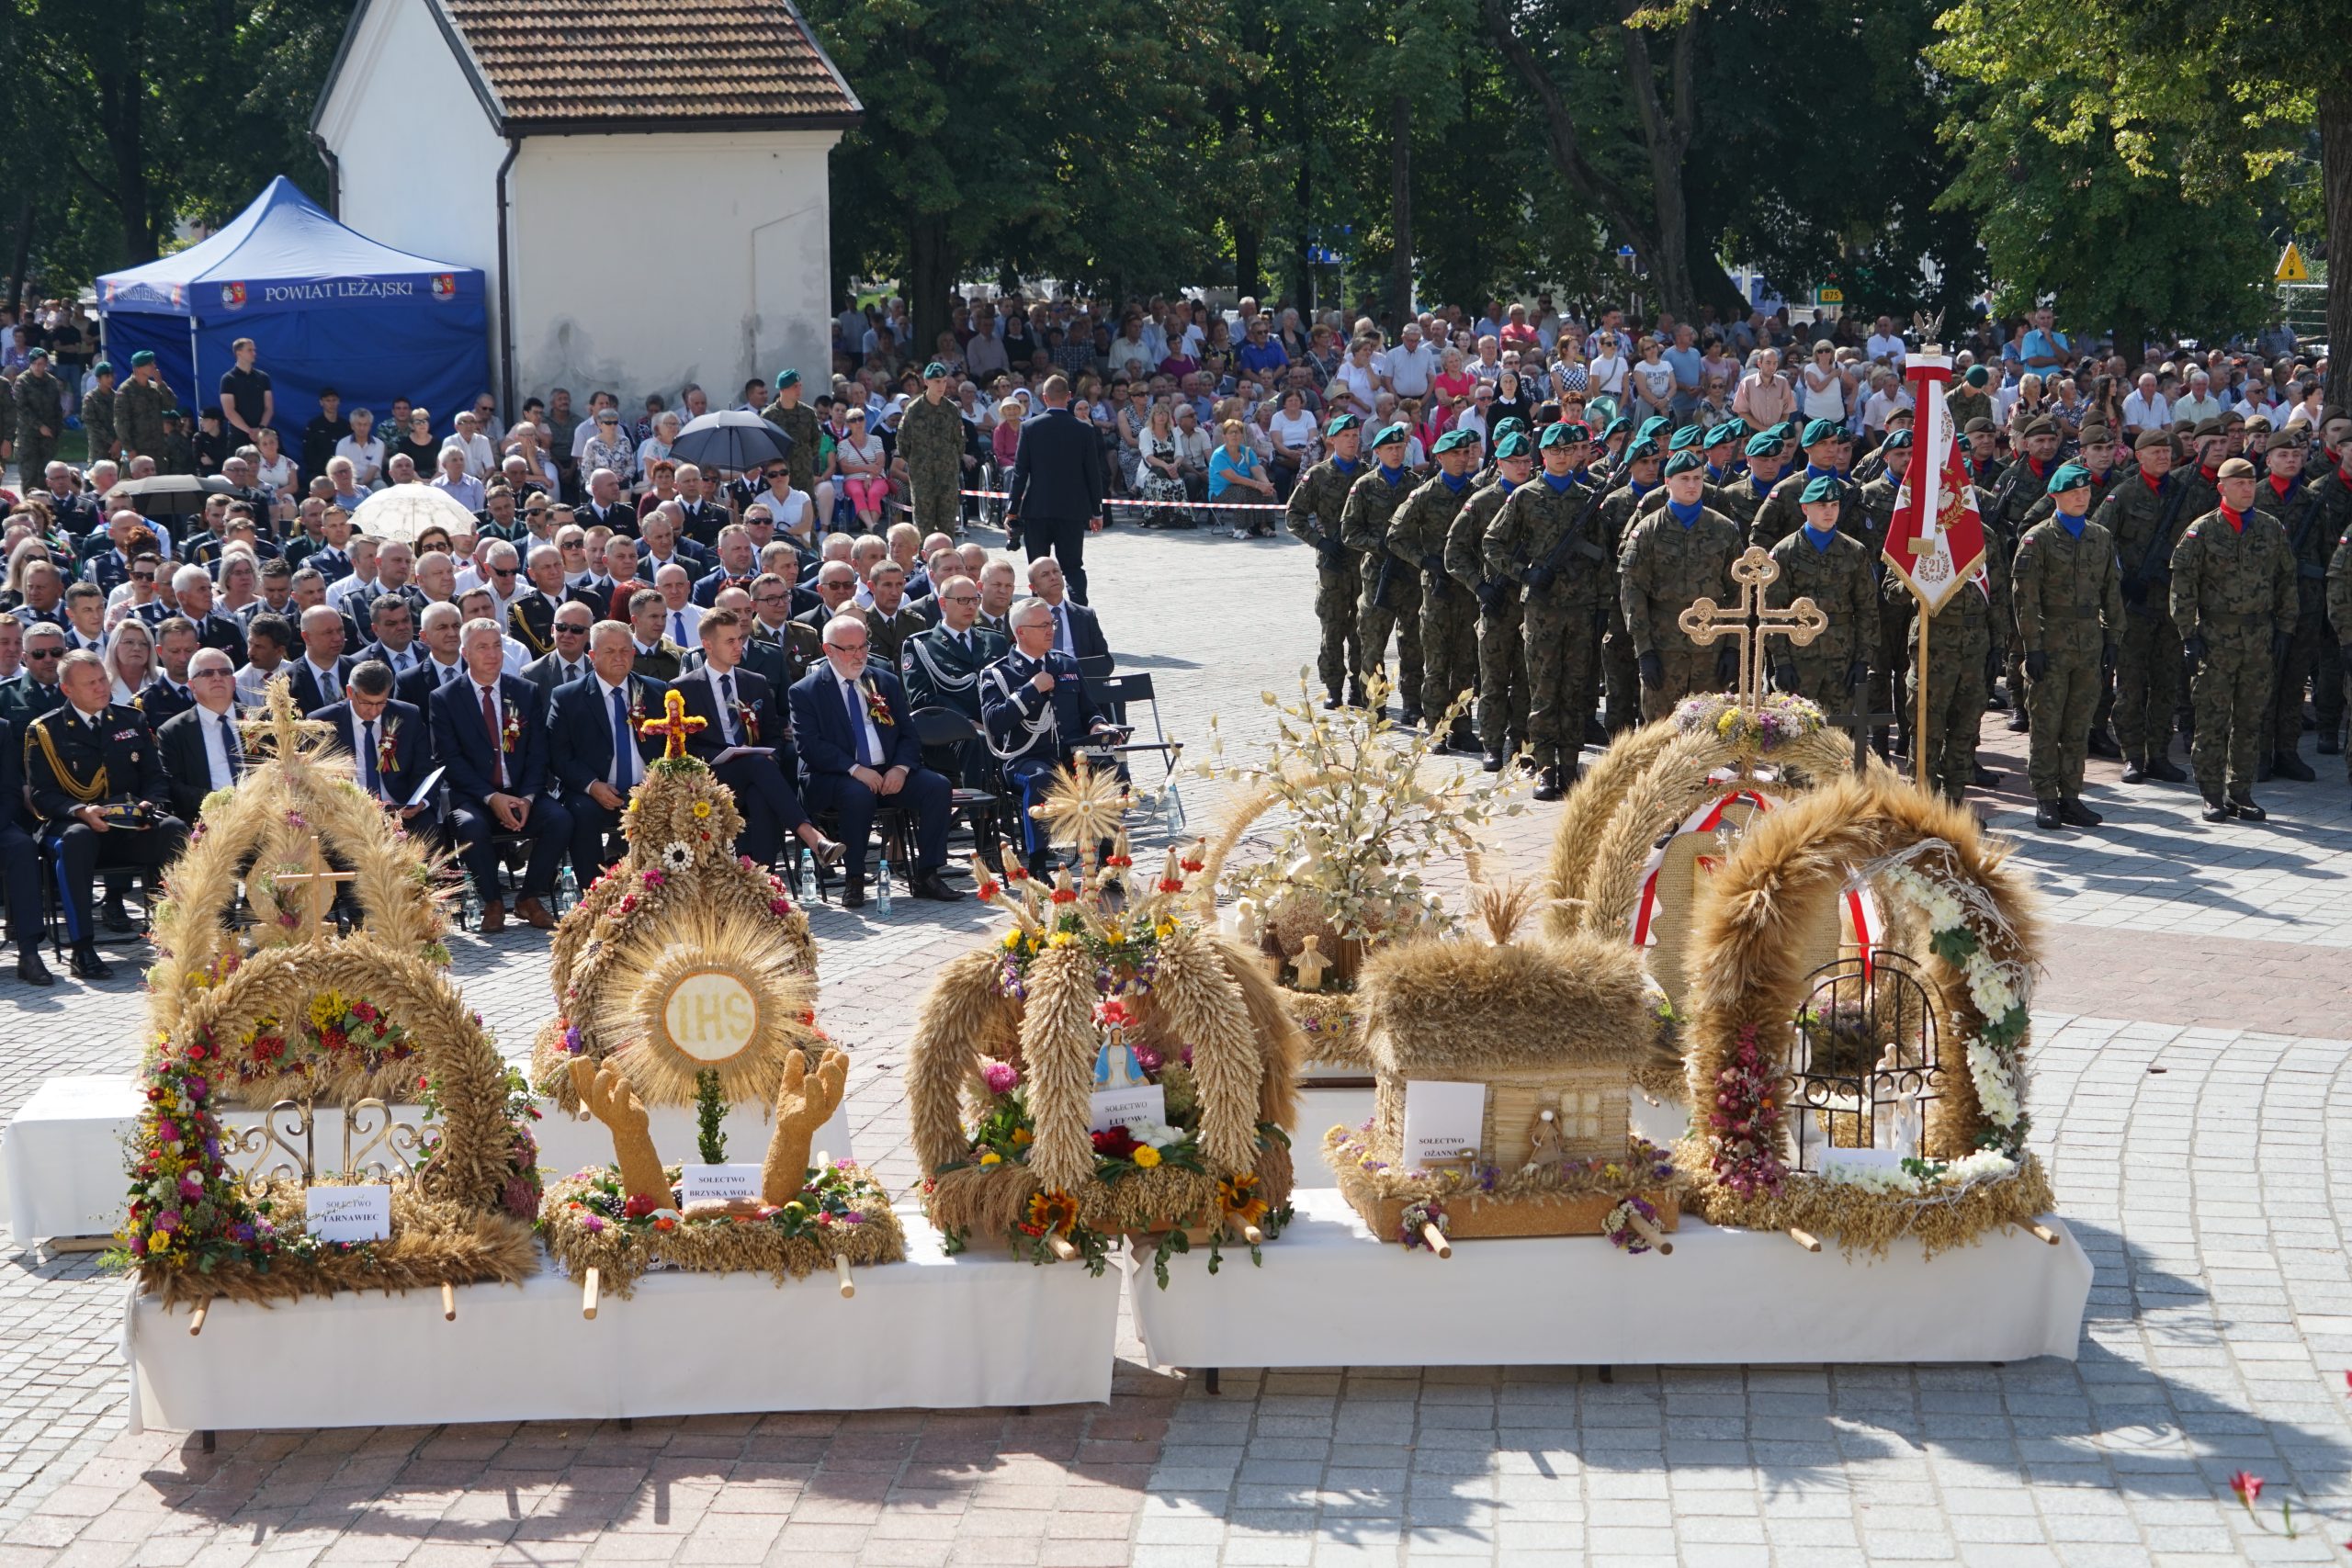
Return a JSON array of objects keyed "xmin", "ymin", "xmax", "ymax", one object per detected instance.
[
  {"xmin": 910, "ymin": 706, "xmax": 1011, "ymax": 868},
  {"xmin": 1082, "ymin": 671, "xmax": 1184, "ymax": 827}
]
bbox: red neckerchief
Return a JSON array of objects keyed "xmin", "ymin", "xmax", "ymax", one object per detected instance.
[
  {"xmin": 2220, "ymin": 505, "xmax": 2247, "ymax": 535},
  {"xmin": 2268, "ymin": 475, "xmax": 2296, "ymax": 504},
  {"xmin": 2199, "ymin": 464, "xmax": 2220, "ymax": 485},
  {"xmin": 2140, "ymin": 468, "xmax": 2165, "ymax": 493},
  {"xmin": 2027, "ymin": 457, "xmax": 2050, "ymax": 480}
]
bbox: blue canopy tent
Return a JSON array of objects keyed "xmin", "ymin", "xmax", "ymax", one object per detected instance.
[{"xmin": 96, "ymin": 176, "xmax": 488, "ymax": 446}]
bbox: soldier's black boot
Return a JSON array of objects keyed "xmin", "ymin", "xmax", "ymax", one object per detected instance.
[
  {"xmin": 1533, "ymin": 765, "xmax": 1565, "ymax": 802},
  {"xmin": 2086, "ymin": 728, "xmax": 2121, "ymax": 759},
  {"xmin": 1346, "ymin": 680, "xmax": 1369, "ymax": 708},
  {"xmin": 1323, "ymin": 688, "xmax": 1344, "ymax": 710},
  {"xmin": 68, "ymin": 942, "xmax": 112, "ymax": 980},
  {"xmin": 2120, "ymin": 758, "xmax": 2149, "ymax": 784},
  {"xmin": 2060, "ymin": 796, "xmax": 2102, "ymax": 828},
  {"xmin": 2007, "ymin": 708, "xmax": 2030, "ymax": 734},
  {"xmin": 2201, "ymin": 794, "xmax": 2233, "ymax": 822},
  {"xmin": 2273, "ymin": 752, "xmax": 2316, "ymax": 783},
  {"xmin": 2229, "ymin": 790, "xmax": 2267, "ymax": 822},
  {"xmin": 1481, "ymin": 749, "xmax": 1506, "ymax": 773},
  {"xmin": 17, "ymin": 945, "xmax": 51, "ymax": 987},
  {"xmin": 1972, "ymin": 758, "xmax": 2003, "ymax": 788},
  {"xmin": 2147, "ymin": 754, "xmax": 2188, "ymax": 783},
  {"xmin": 2034, "ymin": 798, "xmax": 2064, "ymax": 830}
]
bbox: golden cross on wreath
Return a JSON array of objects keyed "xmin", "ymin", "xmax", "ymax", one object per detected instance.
[
  {"xmin": 272, "ymin": 833, "xmax": 358, "ymax": 943},
  {"xmin": 243, "ymin": 673, "xmax": 333, "ymax": 761},
  {"xmin": 1677, "ymin": 546, "xmax": 1828, "ymax": 714},
  {"xmin": 637, "ymin": 686, "xmax": 706, "ymax": 760}
]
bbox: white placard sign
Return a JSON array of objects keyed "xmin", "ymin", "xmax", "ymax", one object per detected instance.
[
  {"xmin": 678, "ymin": 1164, "xmax": 764, "ymax": 1204},
  {"xmin": 1821, "ymin": 1145, "xmax": 1907, "ymax": 1178},
  {"xmin": 1401, "ymin": 1080, "xmax": 1487, "ymax": 1171},
  {"xmin": 304, "ymin": 1184, "xmax": 392, "ymax": 1243},
  {"xmin": 1090, "ymin": 1084, "xmax": 1167, "ymax": 1135}
]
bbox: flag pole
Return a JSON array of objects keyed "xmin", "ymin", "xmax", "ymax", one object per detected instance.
[
  {"xmin": 1914, "ymin": 588, "xmax": 1932, "ymax": 794},
  {"xmin": 1906, "ymin": 337, "xmax": 1950, "ymax": 795}
]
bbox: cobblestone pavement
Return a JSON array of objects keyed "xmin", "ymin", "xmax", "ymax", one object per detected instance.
[{"xmin": 4, "ymin": 521, "xmax": 2350, "ymax": 1565}]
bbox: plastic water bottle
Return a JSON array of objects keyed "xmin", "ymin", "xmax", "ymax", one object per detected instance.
[
  {"xmin": 875, "ymin": 856, "xmax": 893, "ymax": 916},
  {"xmin": 797, "ymin": 848, "xmax": 819, "ymax": 906},
  {"xmin": 556, "ymin": 861, "xmax": 579, "ymax": 911},
  {"xmin": 460, "ymin": 877, "xmax": 483, "ymax": 929}
]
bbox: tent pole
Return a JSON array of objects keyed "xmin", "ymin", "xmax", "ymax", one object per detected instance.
[{"xmin": 187, "ymin": 318, "xmax": 201, "ymax": 422}]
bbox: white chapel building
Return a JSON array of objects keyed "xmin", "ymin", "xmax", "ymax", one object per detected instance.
[{"xmin": 311, "ymin": 0, "xmax": 859, "ymax": 412}]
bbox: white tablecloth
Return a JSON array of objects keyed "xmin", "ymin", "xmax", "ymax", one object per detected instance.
[
  {"xmin": 125, "ymin": 1209, "xmax": 1116, "ymax": 1429},
  {"xmin": 1131, "ymin": 1190, "xmax": 2092, "ymax": 1369},
  {"xmin": 3, "ymin": 1068, "xmax": 851, "ymax": 1247}
]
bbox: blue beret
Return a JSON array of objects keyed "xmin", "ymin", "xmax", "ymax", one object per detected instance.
[
  {"xmin": 1802, "ymin": 418, "xmax": 1844, "ymax": 447},
  {"xmin": 1493, "ymin": 431, "xmax": 1532, "ymax": 460},
  {"xmin": 1800, "ymin": 475, "xmax": 1842, "ymax": 505},
  {"xmin": 2046, "ymin": 461, "xmax": 2093, "ymax": 495},
  {"xmin": 1664, "ymin": 451, "xmax": 1705, "ymax": 477},
  {"xmin": 1325, "ymin": 412, "xmax": 1363, "ymax": 437},
  {"xmin": 1371, "ymin": 421, "xmax": 1411, "ymax": 448},
  {"xmin": 1433, "ymin": 427, "xmax": 1478, "ymax": 454},
  {"xmin": 1745, "ymin": 432, "xmax": 1781, "ymax": 458}
]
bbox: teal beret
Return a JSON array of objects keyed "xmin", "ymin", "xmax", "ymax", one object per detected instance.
[
  {"xmin": 92, "ymin": 361, "xmax": 111, "ymax": 377},
  {"xmin": 1626, "ymin": 436, "xmax": 1661, "ymax": 462},
  {"xmin": 1638, "ymin": 415, "xmax": 1671, "ymax": 441},
  {"xmin": 1490, "ymin": 416, "xmax": 1528, "ymax": 440},
  {"xmin": 922, "ymin": 361, "xmax": 950, "ymax": 379},
  {"xmin": 1745, "ymin": 432, "xmax": 1781, "ymax": 458},
  {"xmin": 1602, "ymin": 416, "xmax": 1634, "ymax": 440},
  {"xmin": 1766, "ymin": 421, "xmax": 1793, "ymax": 442},
  {"xmin": 25, "ymin": 347, "xmax": 45, "ymax": 362},
  {"xmin": 1719, "ymin": 419, "xmax": 1749, "ymax": 441},
  {"xmin": 2046, "ymin": 461, "xmax": 2093, "ymax": 495},
  {"xmin": 1883, "ymin": 429, "xmax": 1914, "ymax": 450},
  {"xmin": 1371, "ymin": 421, "xmax": 1411, "ymax": 448},
  {"xmin": 1964, "ymin": 365, "xmax": 1989, "ymax": 387},
  {"xmin": 1704, "ymin": 424, "xmax": 1738, "ymax": 449},
  {"xmin": 1493, "ymin": 431, "xmax": 1532, "ymax": 460},
  {"xmin": 1800, "ymin": 475, "xmax": 1842, "ymax": 505},
  {"xmin": 1325, "ymin": 412, "xmax": 1363, "ymax": 437},
  {"xmin": 1802, "ymin": 418, "xmax": 1843, "ymax": 447},
  {"xmin": 1668, "ymin": 424, "xmax": 1702, "ymax": 451},
  {"xmin": 775, "ymin": 368, "xmax": 801, "ymax": 389},
  {"xmin": 1539, "ymin": 423, "xmax": 1579, "ymax": 450},
  {"xmin": 1556, "ymin": 422, "xmax": 1592, "ymax": 444},
  {"xmin": 130, "ymin": 351, "xmax": 156, "ymax": 367},
  {"xmin": 1664, "ymin": 451, "xmax": 1705, "ymax": 477},
  {"xmin": 1433, "ymin": 427, "xmax": 1478, "ymax": 454}
]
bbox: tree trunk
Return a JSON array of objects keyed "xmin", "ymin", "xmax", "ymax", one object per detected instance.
[
  {"xmin": 1292, "ymin": 156, "xmax": 1313, "ymax": 313},
  {"xmin": 1387, "ymin": 92, "xmax": 1413, "ymax": 322},
  {"xmin": 906, "ymin": 210, "xmax": 956, "ymax": 372},
  {"xmin": 1235, "ymin": 228, "xmax": 1261, "ymax": 301},
  {"xmin": 6, "ymin": 199, "xmax": 33, "ymax": 317},
  {"xmin": 1619, "ymin": 7, "xmax": 1698, "ymax": 321},
  {"xmin": 2322, "ymin": 85, "xmax": 2352, "ymax": 406},
  {"xmin": 97, "ymin": 64, "xmax": 153, "ymax": 262}
]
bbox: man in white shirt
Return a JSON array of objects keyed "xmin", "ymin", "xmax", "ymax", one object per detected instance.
[
  {"xmin": 2120, "ymin": 373, "xmax": 2172, "ymax": 438},
  {"xmin": 2171, "ymin": 370, "xmax": 2224, "ymax": 426},
  {"xmin": 1379, "ymin": 322, "xmax": 1440, "ymax": 400},
  {"xmin": 334, "ymin": 407, "xmax": 385, "ymax": 489},
  {"xmin": 445, "ymin": 411, "xmax": 496, "ymax": 479},
  {"xmin": 324, "ymin": 536, "xmax": 381, "ymax": 618},
  {"xmin": 1865, "ymin": 316, "xmax": 1908, "ymax": 367},
  {"xmin": 654, "ymin": 564, "xmax": 702, "ymax": 649}
]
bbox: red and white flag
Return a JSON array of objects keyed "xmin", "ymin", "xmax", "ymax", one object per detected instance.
[{"xmin": 1883, "ymin": 352, "xmax": 1988, "ymax": 615}]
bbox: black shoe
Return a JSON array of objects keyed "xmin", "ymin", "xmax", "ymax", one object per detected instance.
[
  {"xmin": 1583, "ymin": 717, "xmax": 1611, "ymax": 747},
  {"xmin": 2320, "ymin": 735, "xmax": 2342, "ymax": 756},
  {"xmin": 2272, "ymin": 753, "xmax": 2317, "ymax": 783},
  {"xmin": 2007, "ymin": 711, "xmax": 2030, "ymax": 734},
  {"xmin": 2229, "ymin": 791, "xmax": 2267, "ymax": 822},
  {"xmin": 2060, "ymin": 797, "xmax": 2102, "ymax": 827},
  {"xmin": 2120, "ymin": 761, "xmax": 2149, "ymax": 784},
  {"xmin": 2086, "ymin": 730, "xmax": 2121, "ymax": 759},
  {"xmin": 1397, "ymin": 707, "xmax": 1423, "ymax": 727},
  {"xmin": 911, "ymin": 871, "xmax": 963, "ymax": 902},
  {"xmin": 1532, "ymin": 766, "xmax": 1565, "ymax": 802},
  {"xmin": 1986, "ymin": 689, "xmax": 2010, "ymax": 712},
  {"xmin": 68, "ymin": 943, "xmax": 112, "ymax": 980},
  {"xmin": 2202, "ymin": 796, "xmax": 2233, "ymax": 822},
  {"xmin": 2147, "ymin": 756, "xmax": 2188, "ymax": 783},
  {"xmin": 17, "ymin": 948, "xmax": 51, "ymax": 987},
  {"xmin": 2034, "ymin": 799, "xmax": 2064, "ymax": 830},
  {"xmin": 101, "ymin": 897, "xmax": 132, "ymax": 934},
  {"xmin": 1346, "ymin": 682, "xmax": 1369, "ymax": 708},
  {"xmin": 1323, "ymin": 691, "xmax": 1343, "ymax": 710},
  {"xmin": 1481, "ymin": 750, "xmax": 1505, "ymax": 773},
  {"xmin": 841, "ymin": 877, "xmax": 867, "ymax": 909},
  {"xmin": 2256, "ymin": 760, "xmax": 2274, "ymax": 783},
  {"xmin": 1972, "ymin": 765, "xmax": 2003, "ymax": 788}
]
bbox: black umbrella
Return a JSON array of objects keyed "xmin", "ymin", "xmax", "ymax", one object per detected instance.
[
  {"xmin": 105, "ymin": 473, "xmax": 235, "ymax": 511},
  {"xmin": 668, "ymin": 410, "xmax": 794, "ymax": 474}
]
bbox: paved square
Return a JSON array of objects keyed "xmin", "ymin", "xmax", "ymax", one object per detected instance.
[{"xmin": 4, "ymin": 522, "xmax": 2349, "ymax": 1564}]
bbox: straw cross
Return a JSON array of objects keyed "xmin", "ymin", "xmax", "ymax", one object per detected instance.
[
  {"xmin": 637, "ymin": 687, "xmax": 705, "ymax": 761},
  {"xmin": 1677, "ymin": 546, "xmax": 1828, "ymax": 713}
]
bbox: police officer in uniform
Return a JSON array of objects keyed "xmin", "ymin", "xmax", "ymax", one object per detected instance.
[
  {"xmin": 978, "ymin": 595, "xmax": 1116, "ymax": 879},
  {"xmin": 1284, "ymin": 413, "xmax": 1367, "ymax": 708},
  {"xmin": 24, "ymin": 651, "xmax": 187, "ymax": 977}
]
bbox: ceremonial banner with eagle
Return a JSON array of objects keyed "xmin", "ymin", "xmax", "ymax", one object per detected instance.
[{"xmin": 1883, "ymin": 346, "xmax": 1988, "ymax": 615}]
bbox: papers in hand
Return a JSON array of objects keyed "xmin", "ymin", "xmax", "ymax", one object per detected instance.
[
  {"xmin": 405, "ymin": 766, "xmax": 445, "ymax": 808},
  {"xmin": 711, "ymin": 746, "xmax": 775, "ymax": 765}
]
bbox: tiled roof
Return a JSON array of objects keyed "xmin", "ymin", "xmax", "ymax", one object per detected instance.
[{"xmin": 438, "ymin": 0, "xmax": 861, "ymax": 128}]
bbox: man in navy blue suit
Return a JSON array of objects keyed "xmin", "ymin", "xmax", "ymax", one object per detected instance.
[
  {"xmin": 428, "ymin": 617, "xmax": 572, "ymax": 931},
  {"xmin": 674, "ymin": 608, "xmax": 842, "ymax": 871},
  {"xmin": 786, "ymin": 612, "xmax": 959, "ymax": 908},
  {"xmin": 1004, "ymin": 374, "xmax": 1105, "ymax": 604},
  {"xmin": 314, "ymin": 660, "xmax": 437, "ymax": 832},
  {"xmin": 546, "ymin": 621, "xmax": 668, "ymax": 875}
]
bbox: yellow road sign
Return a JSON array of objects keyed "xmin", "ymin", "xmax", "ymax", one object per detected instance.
[
  {"xmin": 1818, "ymin": 287, "xmax": 1845, "ymax": 304},
  {"xmin": 2276, "ymin": 242, "xmax": 2310, "ymax": 283}
]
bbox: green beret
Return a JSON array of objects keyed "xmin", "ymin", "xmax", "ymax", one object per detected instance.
[
  {"xmin": 922, "ymin": 361, "xmax": 950, "ymax": 379},
  {"xmin": 1538, "ymin": 423, "xmax": 1579, "ymax": 450},
  {"xmin": 1800, "ymin": 475, "xmax": 1842, "ymax": 506},
  {"xmin": 1325, "ymin": 412, "xmax": 1363, "ymax": 437},
  {"xmin": 1602, "ymin": 416, "xmax": 1634, "ymax": 440},
  {"xmin": 1964, "ymin": 365, "xmax": 1989, "ymax": 387},
  {"xmin": 1370, "ymin": 421, "xmax": 1410, "ymax": 448},
  {"xmin": 1490, "ymin": 416, "xmax": 1528, "ymax": 440},
  {"xmin": 1883, "ymin": 429, "xmax": 1914, "ymax": 450},
  {"xmin": 1704, "ymin": 423, "xmax": 1738, "ymax": 449},
  {"xmin": 1745, "ymin": 432, "xmax": 1781, "ymax": 458},
  {"xmin": 25, "ymin": 347, "xmax": 46, "ymax": 362},
  {"xmin": 2045, "ymin": 461, "xmax": 2093, "ymax": 495},
  {"xmin": 1962, "ymin": 416, "xmax": 1996, "ymax": 435},
  {"xmin": 1556, "ymin": 422, "xmax": 1592, "ymax": 444},
  {"xmin": 1626, "ymin": 436, "xmax": 1662, "ymax": 463},
  {"xmin": 130, "ymin": 350, "xmax": 156, "ymax": 367},
  {"xmin": 1637, "ymin": 415, "xmax": 1671, "ymax": 442},
  {"xmin": 1801, "ymin": 417, "xmax": 1843, "ymax": 447},
  {"xmin": 775, "ymin": 368, "xmax": 802, "ymax": 389},
  {"xmin": 92, "ymin": 361, "xmax": 111, "ymax": 377},
  {"xmin": 1664, "ymin": 451, "xmax": 1705, "ymax": 478},
  {"xmin": 2192, "ymin": 416, "xmax": 2223, "ymax": 438},
  {"xmin": 1719, "ymin": 419, "xmax": 1749, "ymax": 441},
  {"xmin": 1668, "ymin": 424, "xmax": 1702, "ymax": 451},
  {"xmin": 2132, "ymin": 428, "xmax": 2174, "ymax": 453},
  {"xmin": 1433, "ymin": 427, "xmax": 1478, "ymax": 454},
  {"xmin": 1493, "ymin": 430, "xmax": 1532, "ymax": 460}
]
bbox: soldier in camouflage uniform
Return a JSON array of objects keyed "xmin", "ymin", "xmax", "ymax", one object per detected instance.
[
  {"xmin": 758, "ymin": 369, "xmax": 827, "ymax": 510},
  {"xmin": 1749, "ymin": 419, "xmax": 1861, "ymax": 549},
  {"xmin": 2255, "ymin": 429, "xmax": 2332, "ymax": 781},
  {"xmin": 2325, "ymin": 517, "xmax": 2352, "ymax": 784},
  {"xmin": 115, "ymin": 351, "xmax": 171, "ymax": 462},
  {"xmin": 1389, "ymin": 426, "xmax": 1482, "ymax": 746},
  {"xmin": 81, "ymin": 362, "xmax": 118, "ymax": 468},
  {"xmin": 1448, "ymin": 429, "xmax": 1534, "ymax": 769},
  {"xmin": 1486, "ymin": 423, "xmax": 1609, "ymax": 798},
  {"xmin": 1962, "ymin": 417, "xmax": 2007, "ymax": 494},
  {"xmin": 1887, "ymin": 540, "xmax": 2004, "ymax": 805},
  {"xmin": 1593, "ymin": 437, "xmax": 1661, "ymax": 730},
  {"xmin": 1767, "ymin": 475, "xmax": 1880, "ymax": 714},
  {"xmin": 1720, "ymin": 432, "xmax": 1787, "ymax": 542},
  {"xmin": 2012, "ymin": 464, "xmax": 2124, "ymax": 829},
  {"xmin": 1286, "ymin": 413, "xmax": 1368, "ymax": 708},
  {"xmin": 1984, "ymin": 415, "xmax": 2065, "ymax": 728},
  {"xmin": 897, "ymin": 363, "xmax": 968, "ymax": 536},
  {"xmin": 1945, "ymin": 364, "xmax": 1995, "ymax": 433},
  {"xmin": 2094, "ymin": 430, "xmax": 2196, "ymax": 783},
  {"xmin": 2303, "ymin": 412, "xmax": 2352, "ymax": 756},
  {"xmin": 1856, "ymin": 429, "xmax": 1920, "ymax": 751},
  {"xmin": 2170, "ymin": 457, "xmax": 2297, "ymax": 820},
  {"xmin": 12, "ymin": 350, "xmax": 63, "ymax": 484},
  {"xmin": 1342, "ymin": 422, "xmax": 1425, "ymax": 720},
  {"xmin": 1619, "ymin": 450, "xmax": 1743, "ymax": 721},
  {"xmin": 2010, "ymin": 424, "xmax": 2127, "ymax": 757}
]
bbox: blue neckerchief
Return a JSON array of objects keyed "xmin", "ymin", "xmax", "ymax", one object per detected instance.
[
  {"xmin": 1706, "ymin": 463, "xmax": 1727, "ymax": 484},
  {"xmin": 2056, "ymin": 511, "xmax": 2086, "ymax": 537},
  {"xmin": 1498, "ymin": 479, "xmax": 1521, "ymax": 495},
  {"xmin": 1805, "ymin": 464, "xmax": 1836, "ymax": 483},
  {"xmin": 1667, "ymin": 498, "xmax": 1704, "ymax": 528},
  {"xmin": 1441, "ymin": 472, "xmax": 1468, "ymax": 494},
  {"xmin": 1804, "ymin": 524, "xmax": 1838, "ymax": 553},
  {"xmin": 1626, "ymin": 478, "xmax": 1656, "ymax": 500},
  {"xmin": 1543, "ymin": 471, "xmax": 1577, "ymax": 494},
  {"xmin": 1333, "ymin": 457, "xmax": 1361, "ymax": 476},
  {"xmin": 1378, "ymin": 463, "xmax": 1406, "ymax": 485}
]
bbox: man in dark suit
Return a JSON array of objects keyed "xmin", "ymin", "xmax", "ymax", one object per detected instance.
[
  {"xmin": 25, "ymin": 651, "xmax": 187, "ymax": 977},
  {"xmin": 0, "ymin": 712, "xmax": 52, "ymax": 983},
  {"xmin": 1005, "ymin": 373, "xmax": 1106, "ymax": 603},
  {"xmin": 356, "ymin": 594, "xmax": 425, "ymax": 677},
  {"xmin": 899, "ymin": 573, "xmax": 1006, "ymax": 784},
  {"xmin": 692, "ymin": 525, "xmax": 761, "ymax": 608},
  {"xmin": 792, "ymin": 559, "xmax": 862, "ymax": 641},
  {"xmin": 1023, "ymin": 556, "xmax": 1112, "ymax": 668},
  {"xmin": 154, "ymin": 649, "xmax": 248, "ymax": 823},
  {"xmin": 624, "ymin": 588, "xmax": 687, "ymax": 681},
  {"xmin": 568, "ymin": 535, "xmax": 648, "ymax": 621},
  {"xmin": 521, "ymin": 601, "xmax": 598, "ymax": 695},
  {"xmin": 395, "ymin": 604, "xmax": 472, "ymax": 709},
  {"xmin": 673, "ymin": 609, "xmax": 840, "ymax": 871},
  {"xmin": 427, "ymin": 616, "xmax": 572, "ymax": 931},
  {"xmin": 672, "ymin": 465, "xmax": 730, "ymax": 548},
  {"xmin": 576, "ymin": 469, "xmax": 639, "ymax": 540},
  {"xmin": 288, "ymin": 604, "xmax": 356, "ymax": 714},
  {"xmin": 313, "ymin": 661, "xmax": 437, "ymax": 830},
  {"xmin": 546, "ymin": 623, "xmax": 667, "ymax": 875},
  {"xmin": 786, "ymin": 612, "xmax": 960, "ymax": 908},
  {"xmin": 171, "ymin": 566, "xmax": 247, "ymax": 668}
]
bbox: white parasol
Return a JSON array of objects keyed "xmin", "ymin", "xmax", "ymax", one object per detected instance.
[{"xmin": 349, "ymin": 483, "xmax": 481, "ymax": 543}]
